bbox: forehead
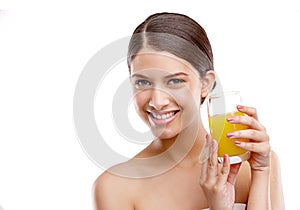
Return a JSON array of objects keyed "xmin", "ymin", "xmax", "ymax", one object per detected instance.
[{"xmin": 130, "ymin": 50, "xmax": 198, "ymax": 77}]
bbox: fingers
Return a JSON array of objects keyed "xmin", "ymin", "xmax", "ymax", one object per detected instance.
[
  {"xmin": 217, "ymin": 154, "xmax": 230, "ymax": 185},
  {"xmin": 234, "ymin": 105, "xmax": 271, "ymax": 170},
  {"xmin": 210, "ymin": 137, "xmax": 218, "ymax": 166},
  {"xmin": 227, "ymin": 105, "xmax": 268, "ymax": 143},
  {"xmin": 199, "ymin": 135, "xmax": 219, "ymax": 186},
  {"xmin": 227, "ymin": 105, "xmax": 270, "ymax": 155},
  {"xmin": 227, "ymin": 129, "xmax": 269, "ymax": 143},
  {"xmin": 228, "ymin": 127, "xmax": 270, "ymax": 155},
  {"xmin": 200, "ymin": 136, "xmax": 237, "ymax": 188},
  {"xmin": 227, "ymin": 114, "xmax": 265, "ymax": 131},
  {"xmin": 199, "ymin": 135, "xmax": 218, "ymax": 183},
  {"xmin": 227, "ymin": 163, "xmax": 241, "ymax": 185},
  {"xmin": 199, "ymin": 136, "xmax": 210, "ymax": 182},
  {"xmin": 199, "ymin": 135, "xmax": 211, "ymax": 164},
  {"xmin": 216, "ymin": 155, "xmax": 241, "ymax": 186},
  {"xmin": 237, "ymin": 105, "xmax": 258, "ymax": 120},
  {"xmin": 234, "ymin": 140, "xmax": 270, "ymax": 155},
  {"xmin": 208, "ymin": 139, "xmax": 218, "ymax": 178}
]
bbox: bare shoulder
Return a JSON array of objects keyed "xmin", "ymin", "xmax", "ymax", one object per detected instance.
[
  {"xmin": 93, "ymin": 167, "xmax": 135, "ymax": 210},
  {"xmin": 94, "ymin": 170, "xmax": 128, "ymax": 192}
]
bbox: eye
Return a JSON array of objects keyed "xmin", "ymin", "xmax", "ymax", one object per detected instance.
[
  {"xmin": 167, "ymin": 79, "xmax": 184, "ymax": 85},
  {"xmin": 134, "ymin": 79, "xmax": 152, "ymax": 89}
]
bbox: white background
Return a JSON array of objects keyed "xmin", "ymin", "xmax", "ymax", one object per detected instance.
[{"xmin": 0, "ymin": 0, "xmax": 300, "ymax": 209}]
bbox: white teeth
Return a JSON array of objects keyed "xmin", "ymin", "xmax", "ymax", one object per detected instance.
[{"xmin": 151, "ymin": 111, "xmax": 176, "ymax": 120}]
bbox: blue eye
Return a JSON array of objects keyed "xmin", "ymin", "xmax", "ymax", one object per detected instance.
[
  {"xmin": 168, "ymin": 79, "xmax": 184, "ymax": 85},
  {"xmin": 134, "ymin": 80, "xmax": 151, "ymax": 88}
]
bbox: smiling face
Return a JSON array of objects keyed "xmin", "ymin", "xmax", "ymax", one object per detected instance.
[{"xmin": 130, "ymin": 50, "xmax": 212, "ymax": 140}]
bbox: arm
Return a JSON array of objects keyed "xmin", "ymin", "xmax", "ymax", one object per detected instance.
[
  {"xmin": 247, "ymin": 167, "xmax": 271, "ymax": 209},
  {"xmin": 93, "ymin": 172, "xmax": 134, "ymax": 210},
  {"xmin": 247, "ymin": 151, "xmax": 285, "ymax": 210},
  {"xmin": 230, "ymin": 105, "xmax": 285, "ymax": 210},
  {"xmin": 199, "ymin": 135, "xmax": 241, "ymax": 210},
  {"xmin": 269, "ymin": 151, "xmax": 285, "ymax": 209}
]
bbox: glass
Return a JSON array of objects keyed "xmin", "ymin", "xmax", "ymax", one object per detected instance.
[{"xmin": 207, "ymin": 91, "xmax": 250, "ymax": 164}]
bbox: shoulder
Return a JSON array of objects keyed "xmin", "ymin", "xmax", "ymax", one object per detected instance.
[
  {"xmin": 93, "ymin": 170, "xmax": 125, "ymax": 191},
  {"xmin": 93, "ymin": 168, "xmax": 136, "ymax": 210}
]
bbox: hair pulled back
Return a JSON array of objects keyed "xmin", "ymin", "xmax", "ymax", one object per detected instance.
[{"xmin": 127, "ymin": 12, "xmax": 214, "ymax": 77}]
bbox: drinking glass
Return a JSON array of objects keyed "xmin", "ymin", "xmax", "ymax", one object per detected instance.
[{"xmin": 207, "ymin": 91, "xmax": 250, "ymax": 164}]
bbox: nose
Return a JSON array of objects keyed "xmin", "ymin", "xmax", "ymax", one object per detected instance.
[{"xmin": 149, "ymin": 88, "xmax": 170, "ymax": 110}]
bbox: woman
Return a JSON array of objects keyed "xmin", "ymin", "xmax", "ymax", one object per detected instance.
[{"xmin": 93, "ymin": 12, "xmax": 284, "ymax": 210}]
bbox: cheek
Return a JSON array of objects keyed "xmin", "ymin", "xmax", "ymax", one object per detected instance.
[
  {"xmin": 133, "ymin": 91, "xmax": 149, "ymax": 113},
  {"xmin": 171, "ymin": 85, "xmax": 201, "ymax": 108},
  {"xmin": 189, "ymin": 82, "xmax": 202, "ymax": 105}
]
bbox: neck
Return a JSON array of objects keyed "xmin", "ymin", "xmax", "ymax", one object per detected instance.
[
  {"xmin": 124, "ymin": 119, "xmax": 208, "ymax": 178},
  {"xmin": 155, "ymin": 119, "xmax": 208, "ymax": 167}
]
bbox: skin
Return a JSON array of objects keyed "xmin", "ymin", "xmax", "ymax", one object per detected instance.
[{"xmin": 93, "ymin": 50, "xmax": 285, "ymax": 210}]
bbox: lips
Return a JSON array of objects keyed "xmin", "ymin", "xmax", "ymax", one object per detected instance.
[
  {"xmin": 150, "ymin": 111, "xmax": 176, "ymax": 120},
  {"xmin": 147, "ymin": 110, "xmax": 180, "ymax": 126}
]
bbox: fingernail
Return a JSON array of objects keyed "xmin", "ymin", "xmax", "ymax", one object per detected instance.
[
  {"xmin": 234, "ymin": 141, "xmax": 241, "ymax": 145},
  {"xmin": 237, "ymin": 105, "xmax": 244, "ymax": 110},
  {"xmin": 227, "ymin": 117, "xmax": 234, "ymax": 122},
  {"xmin": 212, "ymin": 139, "xmax": 218, "ymax": 151},
  {"xmin": 224, "ymin": 154, "xmax": 229, "ymax": 162},
  {"xmin": 226, "ymin": 132, "xmax": 234, "ymax": 138}
]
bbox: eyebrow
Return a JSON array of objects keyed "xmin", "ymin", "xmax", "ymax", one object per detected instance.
[
  {"xmin": 131, "ymin": 72, "xmax": 189, "ymax": 79},
  {"xmin": 131, "ymin": 73, "xmax": 149, "ymax": 79},
  {"xmin": 164, "ymin": 72, "xmax": 189, "ymax": 79}
]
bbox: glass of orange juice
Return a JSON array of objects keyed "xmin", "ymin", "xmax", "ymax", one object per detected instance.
[{"xmin": 207, "ymin": 91, "xmax": 250, "ymax": 164}]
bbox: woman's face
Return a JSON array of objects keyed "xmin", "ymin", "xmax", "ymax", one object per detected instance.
[{"xmin": 130, "ymin": 50, "xmax": 209, "ymax": 139}]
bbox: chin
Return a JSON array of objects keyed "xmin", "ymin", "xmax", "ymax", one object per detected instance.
[{"xmin": 150, "ymin": 126, "xmax": 180, "ymax": 140}]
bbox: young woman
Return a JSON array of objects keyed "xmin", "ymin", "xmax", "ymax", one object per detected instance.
[{"xmin": 93, "ymin": 12, "xmax": 284, "ymax": 210}]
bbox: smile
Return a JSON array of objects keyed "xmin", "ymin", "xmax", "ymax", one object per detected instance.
[
  {"xmin": 147, "ymin": 110, "xmax": 180, "ymax": 125},
  {"xmin": 150, "ymin": 111, "xmax": 176, "ymax": 120}
]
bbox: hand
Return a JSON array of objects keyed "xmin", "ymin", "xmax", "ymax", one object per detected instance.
[
  {"xmin": 227, "ymin": 105, "xmax": 271, "ymax": 171},
  {"xmin": 199, "ymin": 134, "xmax": 241, "ymax": 210}
]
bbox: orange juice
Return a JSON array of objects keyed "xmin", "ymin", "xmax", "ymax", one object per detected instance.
[{"xmin": 209, "ymin": 111, "xmax": 249, "ymax": 157}]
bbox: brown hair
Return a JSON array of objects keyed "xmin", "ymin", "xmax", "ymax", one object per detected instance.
[{"xmin": 127, "ymin": 12, "xmax": 215, "ymax": 102}]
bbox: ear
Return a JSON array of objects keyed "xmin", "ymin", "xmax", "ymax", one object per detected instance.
[{"xmin": 201, "ymin": 70, "xmax": 216, "ymax": 99}]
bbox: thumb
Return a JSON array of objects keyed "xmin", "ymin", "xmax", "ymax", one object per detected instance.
[{"xmin": 227, "ymin": 163, "xmax": 241, "ymax": 185}]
